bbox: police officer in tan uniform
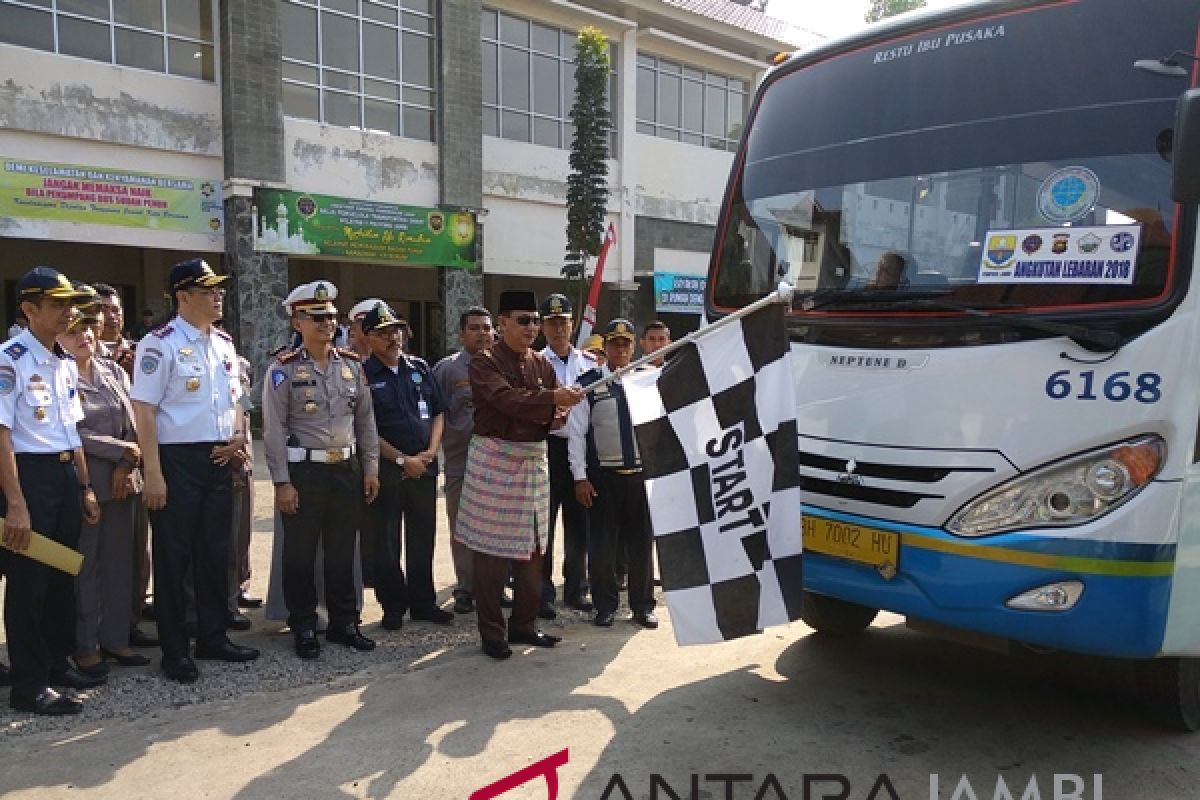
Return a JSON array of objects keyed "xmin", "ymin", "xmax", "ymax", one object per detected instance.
[{"xmin": 261, "ymin": 281, "xmax": 381, "ymax": 659}]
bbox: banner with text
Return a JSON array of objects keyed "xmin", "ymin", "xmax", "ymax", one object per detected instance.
[
  {"xmin": 0, "ymin": 158, "xmax": 224, "ymax": 235},
  {"xmin": 654, "ymin": 272, "xmax": 707, "ymax": 314},
  {"xmin": 253, "ymin": 189, "xmax": 476, "ymax": 268}
]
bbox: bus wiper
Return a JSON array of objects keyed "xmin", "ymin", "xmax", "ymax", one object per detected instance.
[
  {"xmin": 898, "ymin": 298, "xmax": 1123, "ymax": 353},
  {"xmin": 797, "ymin": 288, "xmax": 953, "ymax": 311}
]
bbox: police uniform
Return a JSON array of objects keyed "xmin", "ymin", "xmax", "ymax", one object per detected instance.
[
  {"xmin": 261, "ymin": 281, "xmax": 380, "ymax": 657},
  {"xmin": 130, "ymin": 259, "xmax": 257, "ymax": 680},
  {"xmin": 567, "ymin": 319, "xmax": 657, "ymax": 629},
  {"xmin": 0, "ymin": 268, "xmax": 94, "ymax": 714},
  {"xmin": 360, "ymin": 302, "xmax": 451, "ymax": 627}
]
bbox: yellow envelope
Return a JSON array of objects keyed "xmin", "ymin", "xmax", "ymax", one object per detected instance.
[{"xmin": 0, "ymin": 519, "xmax": 84, "ymax": 576}]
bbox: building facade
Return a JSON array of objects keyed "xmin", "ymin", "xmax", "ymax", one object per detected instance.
[{"xmin": 0, "ymin": 0, "xmax": 812, "ymax": 377}]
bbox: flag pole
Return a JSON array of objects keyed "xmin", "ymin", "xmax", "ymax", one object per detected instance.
[{"xmin": 579, "ymin": 281, "xmax": 794, "ymax": 394}]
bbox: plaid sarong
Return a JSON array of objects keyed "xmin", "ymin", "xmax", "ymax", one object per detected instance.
[{"xmin": 455, "ymin": 435, "xmax": 549, "ymax": 560}]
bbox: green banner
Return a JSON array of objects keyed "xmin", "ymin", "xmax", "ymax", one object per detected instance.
[
  {"xmin": 253, "ymin": 189, "xmax": 477, "ymax": 268},
  {"xmin": 0, "ymin": 157, "xmax": 224, "ymax": 234}
]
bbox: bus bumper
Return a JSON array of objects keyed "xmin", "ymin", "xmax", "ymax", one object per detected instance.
[{"xmin": 801, "ymin": 508, "xmax": 1173, "ymax": 659}]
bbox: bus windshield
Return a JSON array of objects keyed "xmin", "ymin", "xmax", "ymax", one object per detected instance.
[{"xmin": 712, "ymin": 0, "xmax": 1193, "ymax": 326}]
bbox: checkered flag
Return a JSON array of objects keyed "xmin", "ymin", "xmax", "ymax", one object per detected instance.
[{"xmin": 624, "ymin": 303, "xmax": 802, "ymax": 645}]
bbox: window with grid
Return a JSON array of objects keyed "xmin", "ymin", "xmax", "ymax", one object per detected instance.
[
  {"xmin": 481, "ymin": 8, "xmax": 617, "ymax": 151},
  {"xmin": 0, "ymin": 0, "xmax": 215, "ymax": 80},
  {"xmin": 636, "ymin": 54, "xmax": 747, "ymax": 152},
  {"xmin": 280, "ymin": 0, "xmax": 437, "ymax": 141}
]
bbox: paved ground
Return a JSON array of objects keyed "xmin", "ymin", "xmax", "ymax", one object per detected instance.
[{"xmin": 2, "ymin": 441, "xmax": 1200, "ymax": 798}]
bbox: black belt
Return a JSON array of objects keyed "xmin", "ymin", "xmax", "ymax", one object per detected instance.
[
  {"xmin": 161, "ymin": 441, "xmax": 229, "ymax": 448},
  {"xmin": 16, "ymin": 451, "xmax": 74, "ymax": 463}
]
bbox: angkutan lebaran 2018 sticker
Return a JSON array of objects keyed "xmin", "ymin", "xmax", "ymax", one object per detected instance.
[
  {"xmin": 977, "ymin": 224, "xmax": 1141, "ymax": 284},
  {"xmin": 1037, "ymin": 167, "xmax": 1100, "ymax": 223}
]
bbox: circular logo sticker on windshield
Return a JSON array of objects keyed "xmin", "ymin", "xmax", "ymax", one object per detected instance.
[{"xmin": 1037, "ymin": 167, "xmax": 1100, "ymax": 224}]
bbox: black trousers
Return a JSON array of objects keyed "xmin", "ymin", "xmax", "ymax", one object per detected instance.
[
  {"xmin": 473, "ymin": 548, "xmax": 542, "ymax": 643},
  {"xmin": 280, "ymin": 461, "xmax": 360, "ymax": 633},
  {"xmin": 365, "ymin": 463, "xmax": 438, "ymax": 616},
  {"xmin": 543, "ymin": 436, "xmax": 588, "ymax": 603},
  {"xmin": 587, "ymin": 469, "xmax": 655, "ymax": 616},
  {"xmin": 1, "ymin": 454, "xmax": 82, "ymax": 701},
  {"xmin": 150, "ymin": 443, "xmax": 232, "ymax": 661}
]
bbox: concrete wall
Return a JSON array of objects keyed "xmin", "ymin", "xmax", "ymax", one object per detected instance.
[
  {"xmin": 0, "ymin": 46, "xmax": 222, "ymax": 156},
  {"xmin": 0, "ymin": 47, "xmax": 224, "ymax": 252},
  {"xmin": 221, "ymin": 0, "xmax": 285, "ymax": 182},
  {"xmin": 627, "ymin": 133, "xmax": 736, "ymax": 226},
  {"xmin": 482, "ymin": 136, "xmax": 620, "ymax": 283},
  {"xmin": 285, "ymin": 119, "xmax": 440, "ymax": 204}
]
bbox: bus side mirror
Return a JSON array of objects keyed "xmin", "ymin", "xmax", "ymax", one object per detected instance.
[{"xmin": 1173, "ymin": 88, "xmax": 1200, "ymax": 203}]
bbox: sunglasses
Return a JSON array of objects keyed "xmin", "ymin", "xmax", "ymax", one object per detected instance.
[
  {"xmin": 511, "ymin": 314, "xmax": 541, "ymax": 326},
  {"xmin": 298, "ymin": 311, "xmax": 338, "ymax": 323}
]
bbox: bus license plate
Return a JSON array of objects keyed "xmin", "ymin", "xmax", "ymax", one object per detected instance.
[{"xmin": 802, "ymin": 516, "xmax": 899, "ymax": 569}]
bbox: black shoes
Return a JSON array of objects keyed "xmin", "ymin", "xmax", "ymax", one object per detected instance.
[
  {"xmin": 481, "ymin": 639, "xmax": 512, "ymax": 660},
  {"xmin": 102, "ymin": 649, "xmax": 152, "ymax": 667},
  {"xmin": 594, "ymin": 610, "xmax": 615, "ymax": 627},
  {"xmin": 72, "ymin": 659, "xmax": 111, "ymax": 679},
  {"xmin": 11, "ymin": 687, "xmax": 82, "ymax": 715},
  {"xmin": 327, "ymin": 625, "xmax": 376, "ymax": 651},
  {"xmin": 633, "ymin": 611, "xmax": 660, "ymax": 629},
  {"xmin": 411, "ymin": 607, "xmax": 455, "ymax": 625},
  {"xmin": 295, "ymin": 630, "xmax": 321, "ymax": 660},
  {"xmin": 50, "ymin": 663, "xmax": 107, "ymax": 689},
  {"xmin": 162, "ymin": 656, "xmax": 199, "ymax": 684},
  {"xmin": 194, "ymin": 639, "xmax": 261, "ymax": 662},
  {"xmin": 453, "ymin": 595, "xmax": 474, "ymax": 614},
  {"xmin": 508, "ymin": 630, "xmax": 561, "ymax": 648},
  {"xmin": 227, "ymin": 611, "xmax": 253, "ymax": 631},
  {"xmin": 237, "ymin": 592, "xmax": 263, "ymax": 609},
  {"xmin": 381, "ymin": 611, "xmax": 405, "ymax": 631},
  {"xmin": 537, "ymin": 601, "xmax": 557, "ymax": 620},
  {"xmin": 565, "ymin": 595, "xmax": 594, "ymax": 612},
  {"xmin": 129, "ymin": 626, "xmax": 159, "ymax": 648}
]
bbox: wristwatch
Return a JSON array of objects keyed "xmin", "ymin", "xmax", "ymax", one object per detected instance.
[{"xmin": 396, "ymin": 455, "xmax": 406, "ymax": 467}]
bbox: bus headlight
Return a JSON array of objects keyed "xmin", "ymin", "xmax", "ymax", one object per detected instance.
[{"xmin": 945, "ymin": 436, "xmax": 1165, "ymax": 537}]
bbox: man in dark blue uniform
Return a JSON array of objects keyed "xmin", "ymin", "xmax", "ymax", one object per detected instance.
[{"xmin": 360, "ymin": 303, "xmax": 453, "ymax": 628}]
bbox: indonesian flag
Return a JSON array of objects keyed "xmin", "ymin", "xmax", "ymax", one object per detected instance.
[{"xmin": 576, "ymin": 222, "xmax": 617, "ymax": 346}]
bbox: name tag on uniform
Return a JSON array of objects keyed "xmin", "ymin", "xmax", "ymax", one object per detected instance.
[{"xmin": 418, "ymin": 399, "xmax": 430, "ymax": 420}]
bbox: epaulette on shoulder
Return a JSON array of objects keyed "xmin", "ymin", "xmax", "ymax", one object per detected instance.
[
  {"xmin": 150, "ymin": 324, "xmax": 174, "ymax": 339},
  {"xmin": 277, "ymin": 348, "xmax": 303, "ymax": 364},
  {"xmin": 335, "ymin": 347, "xmax": 361, "ymax": 362},
  {"xmin": 578, "ymin": 367, "xmax": 602, "ymax": 387},
  {"xmin": 214, "ymin": 327, "xmax": 233, "ymax": 342}
]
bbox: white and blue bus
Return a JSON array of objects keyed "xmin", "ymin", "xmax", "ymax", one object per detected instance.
[{"xmin": 708, "ymin": 0, "xmax": 1200, "ymax": 728}]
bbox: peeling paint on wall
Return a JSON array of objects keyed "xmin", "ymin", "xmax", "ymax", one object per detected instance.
[
  {"xmin": 483, "ymin": 170, "xmax": 569, "ymax": 204},
  {"xmin": 0, "ymin": 80, "xmax": 220, "ymax": 156},
  {"xmin": 635, "ymin": 193, "xmax": 721, "ymax": 226},
  {"xmin": 289, "ymin": 135, "xmax": 440, "ymax": 196}
]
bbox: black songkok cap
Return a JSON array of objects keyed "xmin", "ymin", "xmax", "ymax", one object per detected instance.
[{"xmin": 498, "ymin": 290, "xmax": 538, "ymax": 314}]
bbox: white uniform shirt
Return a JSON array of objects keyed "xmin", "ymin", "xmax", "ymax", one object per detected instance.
[
  {"xmin": 540, "ymin": 344, "xmax": 594, "ymax": 440},
  {"xmin": 0, "ymin": 329, "xmax": 84, "ymax": 453},
  {"xmin": 130, "ymin": 316, "xmax": 242, "ymax": 444}
]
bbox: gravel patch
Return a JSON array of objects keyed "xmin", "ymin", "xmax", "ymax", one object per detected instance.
[{"xmin": 0, "ymin": 604, "xmax": 601, "ymax": 739}]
